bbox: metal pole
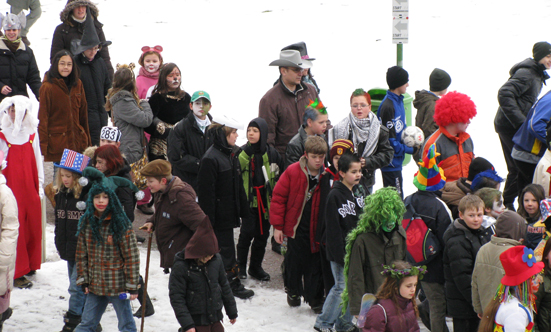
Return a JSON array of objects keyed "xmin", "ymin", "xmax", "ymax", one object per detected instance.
[{"xmin": 397, "ymin": 43, "xmax": 403, "ymax": 67}]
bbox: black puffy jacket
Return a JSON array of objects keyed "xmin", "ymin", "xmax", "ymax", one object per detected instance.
[
  {"xmin": 169, "ymin": 251, "xmax": 237, "ymax": 331},
  {"xmin": 494, "ymin": 58, "xmax": 549, "ymax": 133},
  {"xmin": 0, "ymin": 39, "xmax": 41, "ymax": 103},
  {"xmin": 443, "ymin": 218, "xmax": 489, "ymax": 319},
  {"xmin": 54, "ymin": 188, "xmax": 85, "ymax": 261},
  {"xmin": 75, "ymin": 53, "xmax": 111, "ymax": 146},
  {"xmin": 167, "ymin": 112, "xmax": 213, "ymax": 191},
  {"xmin": 113, "ymin": 163, "xmax": 136, "ymax": 222}
]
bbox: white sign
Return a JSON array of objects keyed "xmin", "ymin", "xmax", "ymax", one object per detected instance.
[
  {"xmin": 392, "ymin": 14, "xmax": 408, "ymax": 44},
  {"xmin": 393, "ymin": 0, "xmax": 408, "ymax": 12}
]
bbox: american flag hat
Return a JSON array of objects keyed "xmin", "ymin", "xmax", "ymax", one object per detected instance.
[{"xmin": 54, "ymin": 149, "xmax": 90, "ymax": 175}]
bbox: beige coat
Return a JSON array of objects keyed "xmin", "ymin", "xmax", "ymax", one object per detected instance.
[{"xmin": 0, "ymin": 174, "xmax": 19, "ymax": 296}]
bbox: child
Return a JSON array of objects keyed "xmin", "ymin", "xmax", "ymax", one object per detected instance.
[
  {"xmin": 414, "ymin": 68, "xmax": 452, "ymax": 139},
  {"xmin": 377, "ymin": 66, "xmax": 413, "ymax": 199},
  {"xmin": 341, "ymin": 187, "xmax": 407, "ymax": 317},
  {"xmin": 285, "ymin": 99, "xmax": 328, "ymax": 168},
  {"xmin": 169, "ymin": 216, "xmax": 237, "ymax": 332},
  {"xmin": 362, "ymin": 261, "xmax": 425, "ymax": 332},
  {"xmin": 99, "ymin": 126, "xmax": 121, "ymax": 148},
  {"xmin": 74, "ymin": 167, "xmax": 141, "ymax": 332},
  {"xmin": 146, "ymin": 63, "xmax": 191, "ymax": 161},
  {"xmin": 313, "ymin": 153, "xmax": 362, "ymax": 332},
  {"xmin": 421, "ymin": 91, "xmax": 477, "ymax": 182},
  {"xmin": 197, "ymin": 115, "xmax": 253, "ymax": 299},
  {"xmin": 270, "ymin": 135, "xmax": 328, "ymax": 311},
  {"xmin": 53, "ymin": 149, "xmax": 90, "ymax": 331},
  {"xmin": 0, "ymin": 150, "xmax": 19, "ymax": 330},
  {"xmin": 474, "ymin": 187, "xmax": 505, "ymax": 235},
  {"xmin": 478, "ymin": 246, "xmax": 543, "ymax": 332},
  {"xmin": 519, "ymin": 184, "xmax": 546, "ymax": 249},
  {"xmin": 167, "ymin": 90, "xmax": 214, "ymax": 192},
  {"xmin": 136, "ymin": 45, "xmax": 163, "ymax": 99},
  {"xmin": 324, "ymin": 139, "xmax": 354, "ymax": 183},
  {"xmin": 443, "ymin": 194, "xmax": 489, "ymax": 332},
  {"xmin": 236, "ymin": 117, "xmax": 283, "ymax": 281},
  {"xmin": 0, "ymin": 95, "xmax": 44, "ymax": 289}
]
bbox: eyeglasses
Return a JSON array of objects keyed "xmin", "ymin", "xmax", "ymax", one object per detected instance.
[
  {"xmin": 351, "ymin": 104, "xmax": 370, "ymax": 109},
  {"xmin": 286, "ymin": 67, "xmax": 303, "ymax": 73},
  {"xmin": 89, "ymin": 45, "xmax": 102, "ymax": 52}
]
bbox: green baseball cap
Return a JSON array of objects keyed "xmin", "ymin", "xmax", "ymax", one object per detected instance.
[{"xmin": 191, "ymin": 90, "xmax": 211, "ymax": 103}]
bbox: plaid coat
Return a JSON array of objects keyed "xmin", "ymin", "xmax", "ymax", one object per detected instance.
[{"xmin": 76, "ymin": 215, "xmax": 140, "ymax": 296}]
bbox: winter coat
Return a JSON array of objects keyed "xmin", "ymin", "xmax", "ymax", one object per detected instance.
[
  {"xmin": 441, "ymin": 178, "xmax": 472, "ymax": 219},
  {"xmin": 324, "ymin": 181, "xmax": 363, "ymax": 266},
  {"xmin": 442, "ymin": 218, "xmax": 489, "ymax": 319},
  {"xmin": 110, "ymin": 90, "xmax": 153, "ymax": 164},
  {"xmin": 536, "ymin": 274, "xmax": 551, "ymax": 332},
  {"xmin": 347, "ymin": 228, "xmax": 407, "ymax": 315},
  {"xmin": 413, "ymin": 90, "xmax": 439, "ymax": 138},
  {"xmin": 76, "ymin": 215, "xmax": 140, "ymax": 296},
  {"xmin": 149, "ymin": 176, "xmax": 208, "ymax": 268},
  {"xmin": 270, "ymin": 156, "xmax": 326, "ymax": 252},
  {"xmin": 0, "ymin": 174, "xmax": 19, "ymax": 296},
  {"xmin": 54, "ymin": 188, "xmax": 85, "ymax": 261},
  {"xmin": 422, "ymin": 127, "xmax": 474, "ymax": 183},
  {"xmin": 111, "ymin": 163, "xmax": 136, "ymax": 223},
  {"xmin": 471, "ymin": 236, "xmax": 522, "ymax": 314},
  {"xmin": 197, "ymin": 129, "xmax": 248, "ymax": 231},
  {"xmin": 0, "ymin": 38, "xmax": 41, "ymax": 103},
  {"xmin": 50, "ymin": 0, "xmax": 114, "ymax": 79},
  {"xmin": 75, "ymin": 53, "xmax": 111, "ymax": 146},
  {"xmin": 405, "ymin": 190, "xmax": 453, "ymax": 284},
  {"xmin": 363, "ymin": 297, "xmax": 420, "ymax": 332},
  {"xmin": 285, "ymin": 125, "xmax": 309, "ymax": 168},
  {"xmin": 534, "ymin": 148, "xmax": 551, "ymax": 197},
  {"xmin": 494, "ymin": 58, "xmax": 549, "ymax": 134},
  {"xmin": 136, "ymin": 72, "xmax": 158, "ymax": 100},
  {"xmin": 146, "ymin": 91, "xmax": 191, "ymax": 140},
  {"xmin": 496, "ymin": 296, "xmax": 535, "ymax": 332},
  {"xmin": 526, "ymin": 217, "xmax": 546, "ymax": 250},
  {"xmin": 259, "ymin": 79, "xmax": 319, "ymax": 157},
  {"xmin": 169, "ymin": 251, "xmax": 237, "ymax": 331},
  {"xmin": 377, "ymin": 91, "xmax": 414, "ymax": 172},
  {"xmin": 38, "ymin": 77, "xmax": 91, "ymax": 162},
  {"xmin": 512, "ymin": 90, "xmax": 551, "ymax": 164},
  {"xmin": 167, "ymin": 112, "xmax": 214, "ymax": 191}
]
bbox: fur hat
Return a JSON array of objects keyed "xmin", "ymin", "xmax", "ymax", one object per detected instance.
[
  {"xmin": 61, "ymin": 0, "xmax": 99, "ymax": 24},
  {"xmin": 0, "ymin": 95, "xmax": 38, "ymax": 137},
  {"xmin": 0, "ymin": 12, "xmax": 26, "ymax": 30},
  {"xmin": 433, "ymin": 91, "xmax": 477, "ymax": 127}
]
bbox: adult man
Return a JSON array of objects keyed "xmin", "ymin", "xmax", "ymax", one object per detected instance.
[{"xmin": 259, "ymin": 49, "xmax": 319, "ymax": 161}]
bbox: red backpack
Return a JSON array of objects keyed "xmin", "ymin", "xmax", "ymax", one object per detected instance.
[{"xmin": 401, "ymin": 196, "xmax": 441, "ymax": 265}]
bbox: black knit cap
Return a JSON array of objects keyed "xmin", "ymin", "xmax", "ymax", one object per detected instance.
[
  {"xmin": 429, "ymin": 68, "xmax": 451, "ymax": 92},
  {"xmin": 386, "ymin": 66, "xmax": 409, "ymax": 90},
  {"xmin": 467, "ymin": 157, "xmax": 494, "ymax": 181},
  {"xmin": 533, "ymin": 42, "xmax": 551, "ymax": 62}
]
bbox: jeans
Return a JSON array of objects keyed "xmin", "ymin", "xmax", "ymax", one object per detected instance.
[
  {"xmin": 75, "ymin": 292, "xmax": 137, "ymax": 332},
  {"xmin": 314, "ymin": 261, "xmax": 353, "ymax": 331},
  {"xmin": 67, "ymin": 260, "xmax": 87, "ymax": 316},
  {"xmin": 421, "ymin": 281, "xmax": 449, "ymax": 332}
]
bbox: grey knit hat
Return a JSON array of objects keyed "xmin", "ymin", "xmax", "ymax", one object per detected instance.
[{"xmin": 429, "ymin": 68, "xmax": 451, "ymax": 92}]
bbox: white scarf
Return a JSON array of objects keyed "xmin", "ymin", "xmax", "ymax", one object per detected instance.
[{"xmin": 331, "ymin": 112, "xmax": 380, "ymax": 159}]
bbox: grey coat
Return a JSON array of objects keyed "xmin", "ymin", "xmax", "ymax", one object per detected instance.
[{"xmin": 111, "ymin": 90, "xmax": 153, "ymax": 164}]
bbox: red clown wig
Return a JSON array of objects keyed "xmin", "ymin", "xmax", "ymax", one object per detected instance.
[{"xmin": 434, "ymin": 91, "xmax": 477, "ymax": 127}]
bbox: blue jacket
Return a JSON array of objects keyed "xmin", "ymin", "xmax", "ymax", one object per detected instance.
[
  {"xmin": 377, "ymin": 91, "xmax": 413, "ymax": 171},
  {"xmin": 512, "ymin": 90, "xmax": 551, "ymax": 164}
]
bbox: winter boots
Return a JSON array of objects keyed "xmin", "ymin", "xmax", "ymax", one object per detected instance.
[
  {"xmin": 133, "ymin": 275, "xmax": 155, "ymax": 318},
  {"xmin": 14, "ymin": 276, "xmax": 32, "ymax": 289},
  {"xmin": 237, "ymin": 244, "xmax": 270, "ymax": 281},
  {"xmin": 61, "ymin": 312, "xmax": 103, "ymax": 332},
  {"xmin": 230, "ymin": 278, "xmax": 254, "ymax": 299},
  {"xmin": 238, "ymin": 264, "xmax": 247, "ymax": 279},
  {"xmin": 0, "ymin": 307, "xmax": 12, "ymax": 332}
]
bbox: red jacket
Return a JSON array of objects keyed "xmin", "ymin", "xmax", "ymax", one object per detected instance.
[
  {"xmin": 422, "ymin": 127, "xmax": 473, "ymax": 182},
  {"xmin": 270, "ymin": 156, "xmax": 324, "ymax": 253}
]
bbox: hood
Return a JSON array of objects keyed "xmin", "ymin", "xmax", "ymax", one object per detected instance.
[
  {"xmin": 212, "ymin": 126, "xmax": 232, "ymax": 154},
  {"xmin": 109, "ymin": 90, "xmax": 134, "ymax": 106},
  {"xmin": 60, "ymin": 0, "xmax": 99, "ymax": 24},
  {"xmin": 184, "ymin": 217, "xmax": 219, "ymax": 259},
  {"xmin": 413, "ymin": 90, "xmax": 439, "ymax": 108},
  {"xmin": 247, "ymin": 117, "xmax": 268, "ymax": 154},
  {"xmin": 495, "ymin": 210, "xmax": 527, "ymax": 241},
  {"xmin": 0, "ymin": 95, "xmax": 38, "ymax": 136},
  {"xmin": 510, "ymin": 58, "xmax": 544, "ymax": 76}
]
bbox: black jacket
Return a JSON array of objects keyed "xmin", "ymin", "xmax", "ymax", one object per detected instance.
[
  {"xmin": 405, "ymin": 190, "xmax": 452, "ymax": 284},
  {"xmin": 54, "ymin": 188, "xmax": 85, "ymax": 261},
  {"xmin": 114, "ymin": 163, "xmax": 136, "ymax": 222},
  {"xmin": 285, "ymin": 126, "xmax": 308, "ymax": 168},
  {"xmin": 75, "ymin": 53, "xmax": 111, "ymax": 146},
  {"xmin": 169, "ymin": 251, "xmax": 237, "ymax": 331},
  {"xmin": 323, "ymin": 181, "xmax": 363, "ymax": 266},
  {"xmin": 362, "ymin": 126, "xmax": 394, "ymax": 189},
  {"xmin": 0, "ymin": 39, "xmax": 41, "ymax": 103},
  {"xmin": 167, "ymin": 112, "xmax": 213, "ymax": 191},
  {"xmin": 197, "ymin": 128, "xmax": 248, "ymax": 230},
  {"xmin": 146, "ymin": 92, "xmax": 191, "ymax": 140},
  {"xmin": 443, "ymin": 218, "xmax": 489, "ymax": 319},
  {"xmin": 494, "ymin": 58, "xmax": 549, "ymax": 133}
]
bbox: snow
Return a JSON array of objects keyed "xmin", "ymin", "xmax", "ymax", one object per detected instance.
[{"xmin": 2, "ymin": 0, "xmax": 549, "ymax": 330}]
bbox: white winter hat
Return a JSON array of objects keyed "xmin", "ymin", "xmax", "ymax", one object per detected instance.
[
  {"xmin": 0, "ymin": 12, "xmax": 26, "ymax": 30},
  {"xmin": 0, "ymin": 95, "xmax": 38, "ymax": 137},
  {"xmin": 212, "ymin": 114, "xmax": 244, "ymax": 131}
]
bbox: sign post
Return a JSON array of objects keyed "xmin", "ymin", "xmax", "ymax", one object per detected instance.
[{"xmin": 392, "ymin": 0, "xmax": 408, "ymax": 67}]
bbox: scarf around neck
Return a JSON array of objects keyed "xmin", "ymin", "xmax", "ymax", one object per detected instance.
[
  {"xmin": 138, "ymin": 66, "xmax": 160, "ymax": 80},
  {"xmin": 332, "ymin": 112, "xmax": 380, "ymax": 159}
]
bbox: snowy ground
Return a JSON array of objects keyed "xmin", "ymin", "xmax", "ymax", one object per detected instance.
[{"xmin": 2, "ymin": 0, "xmax": 550, "ymax": 330}]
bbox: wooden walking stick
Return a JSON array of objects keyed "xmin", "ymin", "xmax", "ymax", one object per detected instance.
[{"xmin": 140, "ymin": 231, "xmax": 153, "ymax": 332}]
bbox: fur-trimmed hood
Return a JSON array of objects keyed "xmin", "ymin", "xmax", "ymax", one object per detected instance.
[
  {"xmin": 0, "ymin": 95, "xmax": 38, "ymax": 136},
  {"xmin": 60, "ymin": 0, "xmax": 99, "ymax": 24}
]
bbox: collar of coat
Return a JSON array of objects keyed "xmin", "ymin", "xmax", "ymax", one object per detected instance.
[{"xmin": 0, "ymin": 38, "xmax": 25, "ymax": 52}]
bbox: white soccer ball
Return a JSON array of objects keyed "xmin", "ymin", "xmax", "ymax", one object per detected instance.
[{"xmin": 401, "ymin": 126, "xmax": 425, "ymax": 148}]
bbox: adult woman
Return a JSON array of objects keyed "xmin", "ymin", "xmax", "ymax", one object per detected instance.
[
  {"xmin": 329, "ymin": 88, "xmax": 394, "ymax": 193},
  {"xmin": 146, "ymin": 63, "xmax": 191, "ymax": 161},
  {"xmin": 50, "ymin": 0, "xmax": 114, "ymax": 78},
  {"xmin": 38, "ymin": 50, "xmax": 90, "ymax": 163},
  {"xmin": 0, "ymin": 12, "xmax": 41, "ymax": 103}
]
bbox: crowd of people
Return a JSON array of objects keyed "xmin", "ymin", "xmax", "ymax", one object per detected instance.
[{"xmin": 2, "ymin": 0, "xmax": 551, "ymax": 332}]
